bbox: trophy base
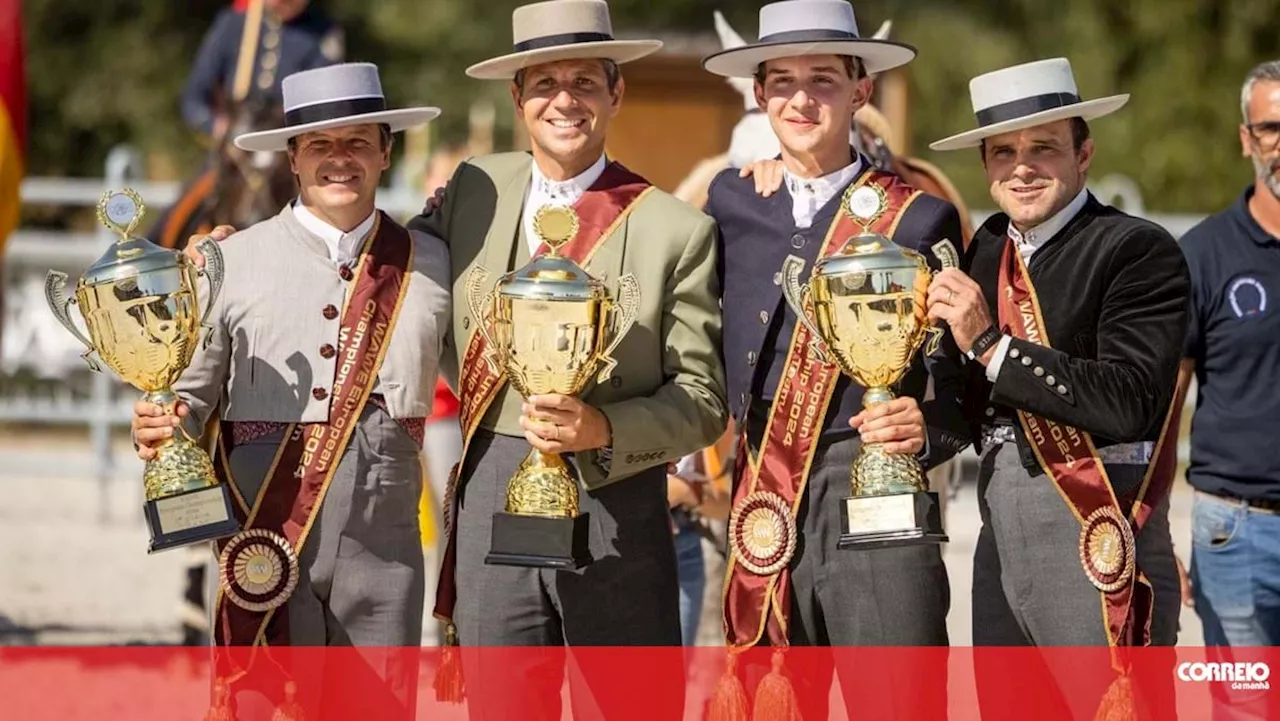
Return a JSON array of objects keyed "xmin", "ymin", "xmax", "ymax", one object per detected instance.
[
  {"xmin": 144, "ymin": 483, "xmax": 241, "ymax": 554},
  {"xmin": 838, "ymin": 491, "xmax": 948, "ymax": 550},
  {"xmin": 485, "ymin": 512, "xmax": 592, "ymax": 570}
]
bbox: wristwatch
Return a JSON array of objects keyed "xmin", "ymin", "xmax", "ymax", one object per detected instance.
[{"xmin": 967, "ymin": 325, "xmax": 1002, "ymax": 361}]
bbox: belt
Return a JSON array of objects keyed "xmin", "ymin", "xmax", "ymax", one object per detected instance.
[
  {"xmin": 980, "ymin": 424, "xmax": 1154, "ymax": 466},
  {"xmin": 1200, "ymin": 490, "xmax": 1280, "ymax": 514}
]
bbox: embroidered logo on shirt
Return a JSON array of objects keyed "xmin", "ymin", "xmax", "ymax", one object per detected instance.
[{"xmin": 1228, "ymin": 276, "xmax": 1268, "ymax": 318}]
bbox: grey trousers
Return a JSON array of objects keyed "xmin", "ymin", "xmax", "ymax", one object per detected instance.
[
  {"xmin": 973, "ymin": 441, "xmax": 1180, "ymax": 720},
  {"xmin": 222, "ymin": 405, "xmax": 423, "ymax": 720},
  {"xmin": 742, "ymin": 433, "xmax": 951, "ymax": 721},
  {"xmin": 451, "ymin": 429, "xmax": 683, "ymax": 721}
]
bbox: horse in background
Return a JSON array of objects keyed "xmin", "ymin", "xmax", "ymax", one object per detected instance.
[{"xmin": 152, "ymin": 96, "xmax": 296, "ymax": 250}]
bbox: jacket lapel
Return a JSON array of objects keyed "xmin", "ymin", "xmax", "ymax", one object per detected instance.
[{"xmin": 480, "ymin": 155, "xmax": 533, "ymax": 276}]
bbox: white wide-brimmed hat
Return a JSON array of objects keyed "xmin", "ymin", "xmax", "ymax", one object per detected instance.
[
  {"xmin": 234, "ymin": 63, "xmax": 440, "ymax": 152},
  {"xmin": 929, "ymin": 58, "xmax": 1129, "ymax": 151},
  {"xmin": 465, "ymin": 0, "xmax": 662, "ymax": 80},
  {"xmin": 702, "ymin": 0, "xmax": 915, "ymax": 79}
]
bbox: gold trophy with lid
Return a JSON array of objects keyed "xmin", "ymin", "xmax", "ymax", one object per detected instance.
[
  {"xmin": 45, "ymin": 189, "xmax": 240, "ymax": 552},
  {"xmin": 781, "ymin": 183, "xmax": 959, "ymax": 549},
  {"xmin": 465, "ymin": 205, "xmax": 640, "ymax": 568}
]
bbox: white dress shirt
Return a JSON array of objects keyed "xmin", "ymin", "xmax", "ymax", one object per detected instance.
[
  {"xmin": 985, "ymin": 187, "xmax": 1090, "ymax": 381},
  {"xmin": 292, "ymin": 198, "xmax": 377, "ymax": 265},
  {"xmin": 523, "ymin": 153, "xmax": 608, "ymax": 254},
  {"xmin": 783, "ymin": 156, "xmax": 864, "ymax": 229}
]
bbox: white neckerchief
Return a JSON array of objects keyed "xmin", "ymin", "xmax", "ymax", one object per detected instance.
[
  {"xmin": 292, "ymin": 199, "xmax": 376, "ymax": 265},
  {"xmin": 523, "ymin": 153, "xmax": 607, "ymax": 254},
  {"xmin": 1006, "ymin": 187, "xmax": 1089, "ymax": 261},
  {"xmin": 783, "ymin": 156, "xmax": 864, "ymax": 230}
]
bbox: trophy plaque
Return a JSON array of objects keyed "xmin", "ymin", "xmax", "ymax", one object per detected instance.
[
  {"xmin": 45, "ymin": 188, "xmax": 240, "ymax": 553},
  {"xmin": 781, "ymin": 183, "xmax": 958, "ymax": 549},
  {"xmin": 466, "ymin": 205, "xmax": 640, "ymax": 569}
]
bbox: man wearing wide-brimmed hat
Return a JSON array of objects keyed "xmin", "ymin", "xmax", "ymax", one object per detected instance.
[
  {"xmin": 927, "ymin": 57, "xmax": 1188, "ymax": 719},
  {"xmin": 407, "ymin": 1, "xmax": 726, "ymax": 718},
  {"xmin": 696, "ymin": 2, "xmax": 969, "ymax": 719},
  {"xmin": 150, "ymin": 61, "xmax": 450, "ymax": 719}
]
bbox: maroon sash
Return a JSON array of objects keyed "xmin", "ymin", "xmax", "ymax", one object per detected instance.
[
  {"xmin": 723, "ymin": 171, "xmax": 923, "ymax": 649},
  {"xmin": 996, "ymin": 238, "xmax": 1181, "ymax": 653},
  {"xmin": 209, "ymin": 213, "xmax": 412, "ymax": 682},
  {"xmin": 433, "ymin": 162, "xmax": 653, "ymax": 627}
]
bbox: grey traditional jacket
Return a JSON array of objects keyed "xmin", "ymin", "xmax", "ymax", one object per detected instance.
[{"xmin": 176, "ymin": 206, "xmax": 451, "ymax": 435}]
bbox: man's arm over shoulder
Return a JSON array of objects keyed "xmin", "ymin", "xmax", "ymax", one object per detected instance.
[
  {"xmin": 990, "ymin": 222, "xmax": 1191, "ymax": 441},
  {"xmin": 407, "ymin": 161, "xmax": 467, "ymax": 244},
  {"xmin": 410, "ymin": 228, "xmax": 457, "ymax": 390},
  {"xmin": 577, "ymin": 207, "xmax": 729, "ymax": 489}
]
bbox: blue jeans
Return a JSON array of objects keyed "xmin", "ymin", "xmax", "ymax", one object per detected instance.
[
  {"xmin": 1190, "ymin": 491, "xmax": 1280, "ymax": 720},
  {"xmin": 673, "ymin": 511, "xmax": 706, "ymax": 646}
]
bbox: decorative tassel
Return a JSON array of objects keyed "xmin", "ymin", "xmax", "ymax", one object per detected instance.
[
  {"xmin": 1093, "ymin": 672, "xmax": 1135, "ymax": 721},
  {"xmin": 203, "ymin": 678, "xmax": 233, "ymax": 721},
  {"xmin": 706, "ymin": 649, "xmax": 750, "ymax": 721},
  {"xmin": 271, "ymin": 680, "xmax": 306, "ymax": 721},
  {"xmin": 752, "ymin": 648, "xmax": 801, "ymax": 721},
  {"xmin": 433, "ymin": 622, "xmax": 465, "ymax": 703}
]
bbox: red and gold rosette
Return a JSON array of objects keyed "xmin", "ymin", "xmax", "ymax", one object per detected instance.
[
  {"xmin": 729, "ymin": 491, "xmax": 798, "ymax": 576},
  {"xmin": 219, "ymin": 529, "xmax": 300, "ymax": 612},
  {"xmin": 1079, "ymin": 506, "xmax": 1136, "ymax": 593}
]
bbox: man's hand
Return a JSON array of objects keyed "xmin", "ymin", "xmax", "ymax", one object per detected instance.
[
  {"xmin": 926, "ymin": 268, "xmax": 997, "ymax": 361},
  {"xmin": 519, "ymin": 394, "xmax": 612, "ymax": 454},
  {"xmin": 132, "ymin": 399, "xmax": 190, "ymax": 461},
  {"xmin": 738, "ymin": 159, "xmax": 786, "ymax": 198},
  {"xmin": 849, "ymin": 397, "xmax": 925, "ymax": 456},
  {"xmin": 183, "ymin": 225, "xmax": 238, "ymax": 269},
  {"xmin": 1176, "ymin": 555, "xmax": 1194, "ymax": 608}
]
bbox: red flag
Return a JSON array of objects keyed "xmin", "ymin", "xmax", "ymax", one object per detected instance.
[{"xmin": 0, "ymin": 0, "xmax": 25, "ymax": 250}]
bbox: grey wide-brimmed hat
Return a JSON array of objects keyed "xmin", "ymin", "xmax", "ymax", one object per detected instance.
[
  {"xmin": 702, "ymin": 0, "xmax": 915, "ymax": 79},
  {"xmin": 929, "ymin": 58, "xmax": 1128, "ymax": 151},
  {"xmin": 465, "ymin": 0, "xmax": 662, "ymax": 80},
  {"xmin": 234, "ymin": 63, "xmax": 441, "ymax": 152}
]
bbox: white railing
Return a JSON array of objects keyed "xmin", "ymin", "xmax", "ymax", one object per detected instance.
[{"xmin": 1, "ymin": 150, "xmax": 1205, "ymax": 517}]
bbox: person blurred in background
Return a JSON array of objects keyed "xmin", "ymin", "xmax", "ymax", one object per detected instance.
[{"xmin": 1176, "ymin": 58, "xmax": 1280, "ymax": 721}]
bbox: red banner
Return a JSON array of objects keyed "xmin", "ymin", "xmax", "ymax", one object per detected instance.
[
  {"xmin": 0, "ymin": 0, "xmax": 26, "ymax": 249},
  {"xmin": 1, "ymin": 646, "xmax": 1272, "ymax": 721}
]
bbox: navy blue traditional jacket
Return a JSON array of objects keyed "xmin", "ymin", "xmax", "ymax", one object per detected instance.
[{"xmin": 707, "ymin": 155, "xmax": 971, "ymax": 467}]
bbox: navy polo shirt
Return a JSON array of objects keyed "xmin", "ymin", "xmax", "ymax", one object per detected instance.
[{"xmin": 1182, "ymin": 185, "xmax": 1280, "ymax": 500}]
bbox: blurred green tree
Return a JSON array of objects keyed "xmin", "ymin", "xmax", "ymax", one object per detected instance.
[{"xmin": 17, "ymin": 0, "xmax": 1280, "ymax": 213}]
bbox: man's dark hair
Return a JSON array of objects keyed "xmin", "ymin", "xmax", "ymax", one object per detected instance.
[
  {"xmin": 752, "ymin": 55, "xmax": 867, "ymax": 85},
  {"xmin": 513, "ymin": 59, "xmax": 622, "ymax": 94},
  {"xmin": 287, "ymin": 123, "xmax": 393, "ymax": 152},
  {"xmin": 978, "ymin": 117, "xmax": 1091, "ymax": 160}
]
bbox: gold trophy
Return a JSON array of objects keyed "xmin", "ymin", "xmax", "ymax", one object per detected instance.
[
  {"xmin": 45, "ymin": 188, "xmax": 240, "ymax": 553},
  {"xmin": 781, "ymin": 183, "xmax": 959, "ymax": 549},
  {"xmin": 466, "ymin": 205, "xmax": 640, "ymax": 569}
]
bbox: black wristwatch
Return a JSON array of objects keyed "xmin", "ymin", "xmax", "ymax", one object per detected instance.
[{"xmin": 967, "ymin": 325, "xmax": 1003, "ymax": 361}]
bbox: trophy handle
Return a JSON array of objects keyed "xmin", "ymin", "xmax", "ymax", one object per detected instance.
[
  {"xmin": 780, "ymin": 255, "xmax": 829, "ymax": 364},
  {"xmin": 464, "ymin": 265, "xmax": 502, "ymax": 374},
  {"xmin": 193, "ymin": 236, "xmax": 225, "ymax": 349},
  {"xmin": 931, "ymin": 238, "xmax": 960, "ymax": 270},
  {"xmin": 44, "ymin": 271, "xmax": 102, "ymax": 372},
  {"xmin": 595, "ymin": 273, "xmax": 641, "ymax": 383}
]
